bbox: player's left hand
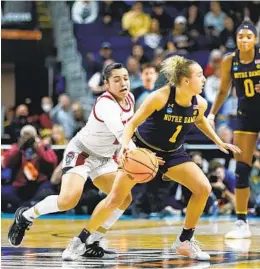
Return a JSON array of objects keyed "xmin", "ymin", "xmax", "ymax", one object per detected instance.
[
  {"xmin": 217, "ymin": 142, "xmax": 242, "ymax": 155},
  {"xmin": 255, "ymin": 83, "xmax": 260, "ymax": 93}
]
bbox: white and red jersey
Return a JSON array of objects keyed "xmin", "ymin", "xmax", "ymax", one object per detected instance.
[{"xmin": 76, "ymin": 91, "xmax": 135, "ymax": 158}]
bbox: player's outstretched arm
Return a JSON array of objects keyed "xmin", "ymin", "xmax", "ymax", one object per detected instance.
[
  {"xmin": 208, "ymin": 54, "xmax": 233, "ymax": 127},
  {"xmin": 195, "ymin": 95, "xmax": 241, "ymax": 155}
]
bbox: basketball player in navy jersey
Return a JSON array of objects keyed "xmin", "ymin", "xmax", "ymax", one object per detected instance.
[
  {"xmin": 86, "ymin": 55, "xmax": 241, "ymax": 260},
  {"xmin": 208, "ymin": 20, "xmax": 260, "ymax": 239}
]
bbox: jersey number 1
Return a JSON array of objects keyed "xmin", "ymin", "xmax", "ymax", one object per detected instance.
[
  {"xmin": 244, "ymin": 79, "xmax": 255, "ymax": 97},
  {"xmin": 169, "ymin": 125, "xmax": 183, "ymax": 143}
]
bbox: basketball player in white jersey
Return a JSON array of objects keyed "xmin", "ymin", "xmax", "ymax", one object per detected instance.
[{"xmin": 8, "ymin": 63, "xmax": 136, "ymax": 261}]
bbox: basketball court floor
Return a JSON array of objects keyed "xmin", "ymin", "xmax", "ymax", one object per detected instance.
[{"xmin": 1, "ymin": 214, "xmax": 260, "ymax": 269}]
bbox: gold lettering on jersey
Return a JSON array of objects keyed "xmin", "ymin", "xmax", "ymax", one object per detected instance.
[
  {"xmin": 184, "ymin": 116, "xmax": 196, "ymax": 123},
  {"xmin": 234, "ymin": 72, "xmax": 248, "ymax": 78},
  {"xmin": 164, "ymin": 114, "xmax": 196, "ymax": 123},
  {"xmin": 248, "ymin": 70, "xmax": 260, "ymax": 77}
]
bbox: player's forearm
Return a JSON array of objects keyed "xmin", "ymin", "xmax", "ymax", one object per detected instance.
[
  {"xmin": 209, "ymin": 89, "xmax": 229, "ymax": 116},
  {"xmin": 196, "ymin": 116, "xmax": 223, "ymax": 145},
  {"xmin": 122, "ymin": 122, "xmax": 136, "ymax": 147}
]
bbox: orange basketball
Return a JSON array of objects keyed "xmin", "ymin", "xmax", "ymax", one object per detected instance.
[{"xmin": 122, "ymin": 148, "xmax": 159, "ymax": 183}]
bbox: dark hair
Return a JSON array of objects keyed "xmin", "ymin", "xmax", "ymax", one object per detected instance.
[
  {"xmin": 236, "ymin": 20, "xmax": 257, "ymax": 36},
  {"xmin": 102, "ymin": 63, "xmax": 125, "ymax": 81},
  {"xmin": 141, "ymin": 63, "xmax": 158, "ymax": 73}
]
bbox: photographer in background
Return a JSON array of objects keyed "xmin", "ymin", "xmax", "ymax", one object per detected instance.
[
  {"xmin": 1, "ymin": 125, "xmax": 58, "ymax": 212},
  {"xmin": 209, "ymin": 162, "xmax": 236, "ymax": 215}
]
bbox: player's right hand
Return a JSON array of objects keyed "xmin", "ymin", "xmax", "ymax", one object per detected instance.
[{"xmin": 118, "ymin": 145, "xmax": 129, "ymax": 166}]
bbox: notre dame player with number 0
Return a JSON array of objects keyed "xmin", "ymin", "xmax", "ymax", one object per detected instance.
[{"xmin": 208, "ymin": 20, "xmax": 260, "ymax": 239}]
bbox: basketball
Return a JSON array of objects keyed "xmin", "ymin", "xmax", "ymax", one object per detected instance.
[{"xmin": 122, "ymin": 148, "xmax": 159, "ymax": 183}]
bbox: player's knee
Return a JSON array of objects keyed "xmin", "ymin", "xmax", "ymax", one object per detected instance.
[
  {"xmin": 58, "ymin": 194, "xmax": 80, "ymax": 211},
  {"xmin": 235, "ymin": 162, "xmax": 251, "ymax": 189},
  {"xmin": 194, "ymin": 181, "xmax": 211, "ymax": 198}
]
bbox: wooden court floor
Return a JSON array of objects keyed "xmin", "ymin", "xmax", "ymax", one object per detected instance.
[{"xmin": 1, "ymin": 215, "xmax": 260, "ymax": 269}]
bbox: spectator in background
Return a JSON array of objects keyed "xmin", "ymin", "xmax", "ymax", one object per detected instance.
[
  {"xmin": 203, "ymin": 62, "xmax": 221, "ymax": 106},
  {"xmin": 219, "ymin": 16, "xmax": 236, "ymax": 53},
  {"xmin": 204, "ymin": 1, "xmax": 226, "ymax": 35},
  {"xmin": 98, "ymin": 42, "xmax": 114, "ymax": 66},
  {"xmin": 249, "ymin": 150, "xmax": 260, "ymax": 216},
  {"xmin": 88, "ymin": 58, "xmax": 115, "ymax": 95},
  {"xmin": 1, "ymin": 125, "xmax": 57, "ymax": 212},
  {"xmin": 39, "ymin": 97, "xmax": 53, "ymax": 130},
  {"xmin": 71, "ymin": 0, "xmax": 98, "ymax": 24},
  {"xmin": 209, "ymin": 162, "xmax": 236, "ymax": 215},
  {"xmin": 151, "ymin": 1, "xmax": 173, "ymax": 36},
  {"xmin": 71, "ymin": 101, "xmax": 87, "ymax": 136},
  {"xmin": 186, "ymin": 3, "xmax": 204, "ymax": 36},
  {"xmin": 126, "ymin": 56, "xmax": 142, "ymax": 90},
  {"xmin": 138, "ymin": 19, "xmax": 164, "ymax": 50},
  {"xmin": 167, "ymin": 16, "xmax": 193, "ymax": 54},
  {"xmin": 50, "ymin": 94, "xmax": 75, "ymax": 140},
  {"xmin": 132, "ymin": 63, "xmax": 158, "ymax": 110},
  {"xmin": 99, "ymin": 0, "xmax": 127, "ymax": 25},
  {"xmin": 131, "ymin": 44, "xmax": 149, "ymax": 65},
  {"xmin": 122, "ymin": 1, "xmax": 151, "ymax": 39},
  {"xmin": 6, "ymin": 104, "xmax": 37, "ymax": 143},
  {"xmin": 3, "ymin": 106, "xmax": 15, "ymax": 140},
  {"xmin": 217, "ymin": 125, "xmax": 233, "ymax": 144},
  {"xmin": 190, "ymin": 151, "xmax": 208, "ymax": 174},
  {"xmin": 204, "ymin": 49, "xmax": 222, "ymax": 77},
  {"xmin": 221, "ymin": 87, "xmax": 238, "ymax": 123},
  {"xmin": 50, "ymin": 124, "xmax": 68, "ymax": 145}
]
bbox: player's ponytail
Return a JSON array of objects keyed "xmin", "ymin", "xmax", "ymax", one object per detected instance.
[{"xmin": 160, "ymin": 55, "xmax": 196, "ymax": 86}]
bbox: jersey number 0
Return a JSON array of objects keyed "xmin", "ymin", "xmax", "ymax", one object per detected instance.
[{"xmin": 244, "ymin": 79, "xmax": 255, "ymax": 97}]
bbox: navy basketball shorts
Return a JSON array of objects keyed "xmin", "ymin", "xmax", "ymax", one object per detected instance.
[
  {"xmin": 134, "ymin": 136, "xmax": 191, "ymax": 174},
  {"xmin": 235, "ymin": 112, "xmax": 260, "ymax": 133}
]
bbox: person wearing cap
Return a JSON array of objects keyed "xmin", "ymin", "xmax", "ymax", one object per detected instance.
[
  {"xmin": 167, "ymin": 15, "xmax": 193, "ymax": 54},
  {"xmin": 99, "ymin": 42, "xmax": 114, "ymax": 65},
  {"xmin": 2, "ymin": 125, "xmax": 57, "ymax": 212}
]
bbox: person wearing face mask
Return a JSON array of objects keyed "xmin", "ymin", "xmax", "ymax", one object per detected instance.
[
  {"xmin": 7, "ymin": 104, "xmax": 37, "ymax": 143},
  {"xmin": 39, "ymin": 97, "xmax": 53, "ymax": 130}
]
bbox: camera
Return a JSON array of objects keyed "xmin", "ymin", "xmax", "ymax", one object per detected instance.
[
  {"xmin": 21, "ymin": 137, "xmax": 35, "ymax": 150},
  {"xmin": 208, "ymin": 173, "xmax": 218, "ymax": 183}
]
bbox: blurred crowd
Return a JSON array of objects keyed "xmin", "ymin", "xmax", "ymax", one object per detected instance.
[{"xmin": 1, "ymin": 1, "xmax": 260, "ymax": 216}]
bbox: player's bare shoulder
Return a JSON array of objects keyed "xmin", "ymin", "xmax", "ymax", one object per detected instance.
[
  {"xmin": 152, "ymin": 85, "xmax": 171, "ymax": 109},
  {"xmin": 196, "ymin": 94, "xmax": 208, "ymax": 112},
  {"xmin": 222, "ymin": 52, "xmax": 234, "ymax": 70}
]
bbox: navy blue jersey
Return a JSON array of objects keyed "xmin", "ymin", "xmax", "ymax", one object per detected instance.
[
  {"xmin": 231, "ymin": 46, "xmax": 260, "ymax": 114},
  {"xmin": 136, "ymin": 86, "xmax": 199, "ymax": 152}
]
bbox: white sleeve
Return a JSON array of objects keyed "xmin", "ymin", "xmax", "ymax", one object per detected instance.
[
  {"xmin": 88, "ymin": 72, "xmax": 101, "ymax": 88},
  {"xmin": 95, "ymin": 98, "xmax": 135, "ymax": 148}
]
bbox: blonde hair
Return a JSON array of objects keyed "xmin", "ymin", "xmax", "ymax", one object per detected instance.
[
  {"xmin": 160, "ymin": 55, "xmax": 196, "ymax": 86},
  {"xmin": 52, "ymin": 124, "xmax": 68, "ymax": 145}
]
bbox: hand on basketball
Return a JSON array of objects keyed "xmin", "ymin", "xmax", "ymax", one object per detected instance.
[
  {"xmin": 255, "ymin": 83, "xmax": 260, "ymax": 93},
  {"xmin": 154, "ymin": 155, "xmax": 165, "ymax": 166},
  {"xmin": 216, "ymin": 142, "xmax": 242, "ymax": 155},
  {"xmin": 118, "ymin": 145, "xmax": 129, "ymax": 166}
]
